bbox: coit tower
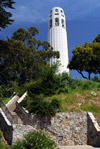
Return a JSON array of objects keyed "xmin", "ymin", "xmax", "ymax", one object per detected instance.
[{"xmin": 48, "ymin": 7, "xmax": 69, "ymax": 74}]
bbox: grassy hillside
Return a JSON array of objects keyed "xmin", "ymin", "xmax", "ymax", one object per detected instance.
[
  {"xmin": 1, "ymin": 78, "xmax": 100, "ymax": 125},
  {"xmin": 44, "ymin": 80, "xmax": 100, "ymax": 125}
]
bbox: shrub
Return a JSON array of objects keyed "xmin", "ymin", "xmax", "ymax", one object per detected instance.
[
  {"xmin": 12, "ymin": 130, "xmax": 56, "ymax": 149},
  {"xmin": 21, "ymin": 96, "xmax": 61, "ymax": 116},
  {"xmin": 58, "ymin": 72, "xmax": 74, "ymax": 87},
  {"xmin": 70, "ymin": 79, "xmax": 81, "ymax": 89},
  {"xmin": 92, "ymin": 76, "xmax": 100, "ymax": 82},
  {"xmin": 26, "ymin": 80, "xmax": 43, "ymax": 96},
  {"xmin": 81, "ymin": 81, "xmax": 90, "ymax": 90},
  {"xmin": 0, "ymin": 85, "xmax": 14, "ymax": 98},
  {"xmin": 15, "ymin": 86, "xmax": 26, "ymax": 97},
  {"xmin": 69, "ymin": 79, "xmax": 99, "ymax": 91},
  {"xmin": 0, "ymin": 82, "xmax": 26, "ymax": 98},
  {"xmin": 25, "ymin": 67, "xmax": 72, "ymax": 97},
  {"xmin": 57, "ymin": 87, "xmax": 68, "ymax": 94},
  {"xmin": 51, "ymin": 98, "xmax": 62, "ymax": 112}
]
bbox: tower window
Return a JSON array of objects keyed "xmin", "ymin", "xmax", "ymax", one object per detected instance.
[
  {"xmin": 55, "ymin": 9, "xmax": 58, "ymax": 12},
  {"xmin": 49, "ymin": 19, "xmax": 52, "ymax": 28},
  {"xmin": 61, "ymin": 10, "xmax": 63, "ymax": 13},
  {"xmin": 55, "ymin": 18, "xmax": 59, "ymax": 26},
  {"xmin": 61, "ymin": 19, "xmax": 65, "ymax": 28},
  {"xmin": 50, "ymin": 10, "xmax": 52, "ymax": 15},
  {"xmin": 55, "ymin": 13, "xmax": 59, "ymax": 15}
]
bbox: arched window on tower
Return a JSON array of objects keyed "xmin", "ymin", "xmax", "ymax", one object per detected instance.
[
  {"xmin": 55, "ymin": 18, "xmax": 59, "ymax": 26},
  {"xmin": 61, "ymin": 10, "xmax": 63, "ymax": 13},
  {"xmin": 55, "ymin": 9, "xmax": 58, "ymax": 12},
  {"xmin": 61, "ymin": 19, "xmax": 65, "ymax": 28},
  {"xmin": 49, "ymin": 19, "xmax": 52, "ymax": 28}
]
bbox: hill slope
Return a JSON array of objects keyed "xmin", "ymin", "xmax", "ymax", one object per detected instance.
[{"xmin": 45, "ymin": 80, "xmax": 100, "ymax": 125}]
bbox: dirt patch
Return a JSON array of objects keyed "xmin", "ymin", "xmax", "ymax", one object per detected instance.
[{"xmin": 90, "ymin": 97, "xmax": 100, "ymax": 106}]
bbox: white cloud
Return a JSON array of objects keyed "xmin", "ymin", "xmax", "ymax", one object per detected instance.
[{"xmin": 10, "ymin": 0, "xmax": 100, "ymax": 23}]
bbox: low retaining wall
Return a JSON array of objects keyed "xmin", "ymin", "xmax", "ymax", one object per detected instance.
[
  {"xmin": 46, "ymin": 112, "xmax": 87, "ymax": 146},
  {"xmin": 14, "ymin": 106, "xmax": 100, "ymax": 146},
  {"xmin": 87, "ymin": 112, "xmax": 100, "ymax": 146},
  {"xmin": 6, "ymin": 95, "xmax": 19, "ymax": 112},
  {"xmin": 15, "ymin": 103, "xmax": 51, "ymax": 128},
  {"xmin": 0, "ymin": 101, "xmax": 18, "ymax": 124},
  {"xmin": 15, "ymin": 102, "xmax": 33, "ymax": 125},
  {"xmin": 1, "ymin": 101, "xmax": 100, "ymax": 147},
  {"xmin": 0, "ymin": 108, "xmax": 13, "ymax": 145},
  {"xmin": 0, "ymin": 108, "xmax": 35, "ymax": 145},
  {"xmin": 46, "ymin": 112, "xmax": 100, "ymax": 146}
]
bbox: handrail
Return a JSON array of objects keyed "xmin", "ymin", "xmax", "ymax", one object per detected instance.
[
  {"xmin": 16, "ymin": 102, "xmax": 29, "ymax": 116},
  {"xmin": 17, "ymin": 91, "xmax": 27, "ymax": 103}
]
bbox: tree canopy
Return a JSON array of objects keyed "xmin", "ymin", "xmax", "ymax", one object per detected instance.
[
  {"xmin": 0, "ymin": 27, "xmax": 59, "ymax": 85},
  {"xmin": 93, "ymin": 34, "xmax": 100, "ymax": 43},
  {"xmin": 68, "ymin": 37, "xmax": 100, "ymax": 79},
  {"xmin": 0, "ymin": 0, "xmax": 15, "ymax": 30}
]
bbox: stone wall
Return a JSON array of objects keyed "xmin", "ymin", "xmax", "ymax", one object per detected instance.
[
  {"xmin": 46, "ymin": 112, "xmax": 88, "ymax": 146},
  {"xmin": 1, "ymin": 103, "xmax": 100, "ymax": 147},
  {"xmin": 45, "ymin": 112, "xmax": 100, "ymax": 147},
  {"xmin": 12, "ymin": 124, "xmax": 35, "ymax": 144},
  {"xmin": 14, "ymin": 104, "xmax": 100, "ymax": 147},
  {"xmin": 0, "ymin": 108, "xmax": 13, "ymax": 145}
]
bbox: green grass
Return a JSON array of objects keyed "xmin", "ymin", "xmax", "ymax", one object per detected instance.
[
  {"xmin": 45, "ymin": 80, "xmax": 100, "ymax": 124},
  {"xmin": 0, "ymin": 142, "xmax": 10, "ymax": 149},
  {"xmin": 81, "ymin": 103, "xmax": 100, "ymax": 113},
  {"xmin": 0, "ymin": 97, "xmax": 10, "ymax": 104}
]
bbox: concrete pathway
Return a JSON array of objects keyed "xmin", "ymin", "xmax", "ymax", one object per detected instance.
[{"xmin": 59, "ymin": 145, "xmax": 100, "ymax": 149}]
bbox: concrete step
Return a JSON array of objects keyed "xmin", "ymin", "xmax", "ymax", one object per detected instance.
[
  {"xmin": 11, "ymin": 112, "xmax": 23, "ymax": 124},
  {"xmin": 17, "ymin": 117, "xmax": 23, "ymax": 124},
  {"xmin": 11, "ymin": 112, "xmax": 16, "ymax": 115}
]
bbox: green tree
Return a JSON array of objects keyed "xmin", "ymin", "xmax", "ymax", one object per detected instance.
[
  {"xmin": 0, "ymin": 27, "xmax": 59, "ymax": 85},
  {"xmin": 68, "ymin": 42, "xmax": 100, "ymax": 79},
  {"xmin": 93, "ymin": 34, "xmax": 100, "ymax": 43},
  {"xmin": 92, "ymin": 42, "xmax": 100, "ymax": 74},
  {"xmin": 0, "ymin": 0, "xmax": 15, "ymax": 30}
]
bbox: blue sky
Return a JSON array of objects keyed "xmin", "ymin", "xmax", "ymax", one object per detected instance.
[{"xmin": 1, "ymin": 0, "xmax": 100, "ymax": 78}]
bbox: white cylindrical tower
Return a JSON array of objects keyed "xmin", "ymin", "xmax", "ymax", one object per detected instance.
[{"xmin": 48, "ymin": 7, "xmax": 69, "ymax": 74}]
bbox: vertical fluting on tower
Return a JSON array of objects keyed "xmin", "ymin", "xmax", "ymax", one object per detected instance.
[{"xmin": 48, "ymin": 7, "xmax": 69, "ymax": 74}]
